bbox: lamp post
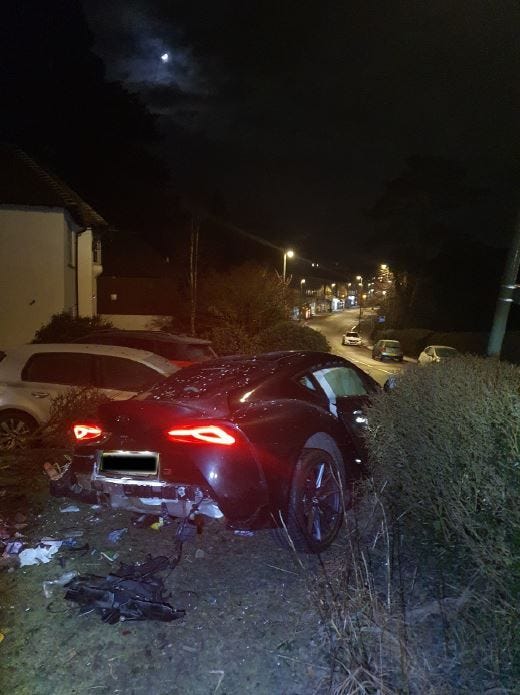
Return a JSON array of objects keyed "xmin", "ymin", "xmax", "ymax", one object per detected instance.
[
  {"xmin": 283, "ymin": 249, "xmax": 294, "ymax": 282},
  {"xmin": 359, "ymin": 293, "xmax": 367, "ymax": 320},
  {"xmin": 300, "ymin": 278, "xmax": 306, "ymax": 312}
]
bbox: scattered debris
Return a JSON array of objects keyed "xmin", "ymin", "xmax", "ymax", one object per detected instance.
[
  {"xmin": 195, "ymin": 548, "xmax": 205, "ymax": 559},
  {"xmin": 64, "ymin": 555, "xmax": 185, "ymax": 624},
  {"xmin": 100, "ymin": 551, "xmax": 119, "ymax": 563},
  {"xmin": 106, "ymin": 528, "xmax": 128, "ymax": 544},
  {"xmin": 19, "ymin": 539, "xmax": 62, "ymax": 566},
  {"xmin": 59, "ymin": 505, "xmax": 80, "ymax": 513},
  {"xmin": 42, "ymin": 570, "xmax": 79, "ymax": 598},
  {"xmin": 2, "ymin": 540, "xmax": 23, "ymax": 557}
]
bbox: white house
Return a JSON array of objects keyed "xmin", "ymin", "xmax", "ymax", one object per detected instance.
[{"xmin": 0, "ymin": 145, "xmax": 106, "ymax": 347}]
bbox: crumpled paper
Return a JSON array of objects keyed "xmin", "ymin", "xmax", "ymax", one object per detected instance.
[{"xmin": 19, "ymin": 539, "xmax": 62, "ymax": 566}]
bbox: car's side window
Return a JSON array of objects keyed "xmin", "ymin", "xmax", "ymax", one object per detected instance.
[
  {"xmin": 97, "ymin": 356, "xmax": 160, "ymax": 392},
  {"xmin": 312, "ymin": 366, "xmax": 369, "ymax": 416},
  {"xmin": 22, "ymin": 353, "xmax": 95, "ymax": 386},
  {"xmin": 425, "ymin": 347, "xmax": 433, "ymax": 356}
]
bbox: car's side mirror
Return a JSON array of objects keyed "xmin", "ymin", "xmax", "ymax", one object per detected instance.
[{"xmin": 383, "ymin": 376, "xmax": 397, "ymax": 392}]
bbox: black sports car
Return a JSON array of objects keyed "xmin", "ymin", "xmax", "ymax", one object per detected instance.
[{"xmin": 53, "ymin": 351, "xmax": 380, "ymax": 553}]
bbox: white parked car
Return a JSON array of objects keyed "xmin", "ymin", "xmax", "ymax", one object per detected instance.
[
  {"xmin": 342, "ymin": 330, "xmax": 362, "ymax": 346},
  {"xmin": 417, "ymin": 345, "xmax": 459, "ymax": 365},
  {"xmin": 0, "ymin": 343, "xmax": 178, "ymax": 450}
]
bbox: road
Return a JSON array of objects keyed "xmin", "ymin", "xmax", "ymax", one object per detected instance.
[{"xmin": 307, "ymin": 308, "xmax": 411, "ymax": 386}]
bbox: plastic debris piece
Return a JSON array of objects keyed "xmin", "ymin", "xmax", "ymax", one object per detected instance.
[
  {"xmin": 42, "ymin": 570, "xmax": 78, "ymax": 598},
  {"xmin": 2, "ymin": 540, "xmax": 23, "ymax": 556},
  {"xmin": 100, "ymin": 551, "xmax": 119, "ymax": 562},
  {"xmin": 195, "ymin": 548, "xmax": 205, "ymax": 559},
  {"xmin": 60, "ymin": 505, "xmax": 80, "ymax": 513},
  {"xmin": 107, "ymin": 528, "xmax": 128, "ymax": 544},
  {"xmin": 19, "ymin": 540, "xmax": 62, "ymax": 566},
  {"xmin": 233, "ymin": 530, "xmax": 255, "ymax": 537},
  {"xmin": 150, "ymin": 518, "xmax": 164, "ymax": 531}
]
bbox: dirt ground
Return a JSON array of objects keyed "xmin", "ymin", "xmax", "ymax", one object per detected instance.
[{"xmin": 0, "ymin": 450, "xmax": 333, "ymax": 695}]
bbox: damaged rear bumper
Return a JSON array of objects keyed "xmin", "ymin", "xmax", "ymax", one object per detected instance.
[{"xmin": 50, "ymin": 468, "xmax": 224, "ymax": 520}]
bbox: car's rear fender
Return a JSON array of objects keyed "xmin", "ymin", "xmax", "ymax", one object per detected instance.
[{"xmin": 232, "ymin": 399, "xmax": 354, "ymax": 517}]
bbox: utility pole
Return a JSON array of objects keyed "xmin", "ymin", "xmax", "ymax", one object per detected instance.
[{"xmin": 487, "ymin": 209, "xmax": 520, "ymax": 357}]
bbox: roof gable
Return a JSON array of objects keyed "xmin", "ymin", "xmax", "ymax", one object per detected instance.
[{"xmin": 0, "ymin": 144, "xmax": 107, "ymax": 229}]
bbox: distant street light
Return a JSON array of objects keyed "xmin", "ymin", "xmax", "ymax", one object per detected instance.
[{"xmin": 283, "ymin": 249, "xmax": 294, "ymax": 282}]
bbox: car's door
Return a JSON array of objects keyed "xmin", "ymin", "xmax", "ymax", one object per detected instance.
[
  {"xmin": 20, "ymin": 352, "xmax": 97, "ymax": 421},
  {"xmin": 311, "ymin": 365, "xmax": 374, "ymax": 456}
]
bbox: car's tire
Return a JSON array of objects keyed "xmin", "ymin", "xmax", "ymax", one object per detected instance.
[
  {"xmin": 0, "ymin": 410, "xmax": 39, "ymax": 451},
  {"xmin": 272, "ymin": 448, "xmax": 345, "ymax": 554}
]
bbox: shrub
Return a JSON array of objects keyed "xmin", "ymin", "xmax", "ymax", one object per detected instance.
[
  {"xmin": 364, "ymin": 355, "xmax": 520, "ymax": 683},
  {"xmin": 366, "ymin": 355, "xmax": 519, "ymax": 582},
  {"xmin": 38, "ymin": 387, "xmax": 110, "ymax": 448},
  {"xmin": 254, "ymin": 320, "xmax": 330, "ymax": 353},
  {"xmin": 32, "ymin": 312, "xmax": 113, "ymax": 343}
]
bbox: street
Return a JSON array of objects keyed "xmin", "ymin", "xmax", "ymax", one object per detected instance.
[{"xmin": 307, "ymin": 308, "xmax": 411, "ymax": 386}]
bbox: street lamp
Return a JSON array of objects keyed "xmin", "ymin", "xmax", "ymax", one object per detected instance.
[
  {"xmin": 283, "ymin": 249, "xmax": 294, "ymax": 282},
  {"xmin": 300, "ymin": 278, "xmax": 306, "ymax": 319}
]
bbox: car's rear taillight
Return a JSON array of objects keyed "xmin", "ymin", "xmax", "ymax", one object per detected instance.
[
  {"xmin": 166, "ymin": 425, "xmax": 236, "ymax": 446},
  {"xmin": 73, "ymin": 423, "xmax": 104, "ymax": 442}
]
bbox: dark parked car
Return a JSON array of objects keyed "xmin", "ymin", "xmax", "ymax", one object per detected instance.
[
  {"xmin": 52, "ymin": 351, "xmax": 380, "ymax": 553},
  {"xmin": 74, "ymin": 330, "xmax": 216, "ymax": 368},
  {"xmin": 372, "ymin": 339, "xmax": 404, "ymax": 362}
]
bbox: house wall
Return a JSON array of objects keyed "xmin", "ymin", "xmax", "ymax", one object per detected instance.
[
  {"xmin": 77, "ymin": 226, "xmax": 102, "ymax": 317},
  {"xmin": 0, "ymin": 207, "xmax": 76, "ymax": 347}
]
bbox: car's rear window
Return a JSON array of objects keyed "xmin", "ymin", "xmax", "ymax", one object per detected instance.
[
  {"xmin": 143, "ymin": 361, "xmax": 276, "ymax": 402},
  {"xmin": 156, "ymin": 342, "xmax": 216, "ymax": 361},
  {"xmin": 384, "ymin": 341, "xmax": 401, "ymax": 347},
  {"xmin": 436, "ymin": 347, "xmax": 457, "ymax": 357}
]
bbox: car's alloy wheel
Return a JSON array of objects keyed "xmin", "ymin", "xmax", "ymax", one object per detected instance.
[
  {"xmin": 0, "ymin": 411, "xmax": 38, "ymax": 451},
  {"xmin": 273, "ymin": 448, "xmax": 345, "ymax": 553}
]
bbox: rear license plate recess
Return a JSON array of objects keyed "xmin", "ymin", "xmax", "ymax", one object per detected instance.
[{"xmin": 99, "ymin": 451, "xmax": 159, "ymax": 475}]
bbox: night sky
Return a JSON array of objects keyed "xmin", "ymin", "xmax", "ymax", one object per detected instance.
[
  {"xmin": 84, "ymin": 0, "xmax": 520, "ymax": 264},
  {"xmin": 66, "ymin": 2, "xmax": 520, "ymax": 266}
]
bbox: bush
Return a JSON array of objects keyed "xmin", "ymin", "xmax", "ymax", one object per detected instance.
[
  {"xmin": 364, "ymin": 355, "xmax": 520, "ymax": 682},
  {"xmin": 366, "ymin": 355, "xmax": 519, "ymax": 581},
  {"xmin": 38, "ymin": 387, "xmax": 110, "ymax": 448},
  {"xmin": 32, "ymin": 312, "xmax": 113, "ymax": 343},
  {"xmin": 254, "ymin": 320, "xmax": 330, "ymax": 353}
]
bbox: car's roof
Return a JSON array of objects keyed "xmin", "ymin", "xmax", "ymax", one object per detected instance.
[
  {"xmin": 427, "ymin": 345, "xmax": 457, "ymax": 350},
  {"xmin": 78, "ymin": 330, "xmax": 212, "ymax": 345},
  {"xmin": 0, "ymin": 343, "xmax": 177, "ymax": 375},
  {"xmin": 143, "ymin": 350, "xmax": 373, "ymax": 407}
]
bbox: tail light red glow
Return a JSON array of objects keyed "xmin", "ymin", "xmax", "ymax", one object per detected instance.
[
  {"xmin": 73, "ymin": 423, "xmax": 103, "ymax": 441},
  {"xmin": 166, "ymin": 425, "xmax": 236, "ymax": 446}
]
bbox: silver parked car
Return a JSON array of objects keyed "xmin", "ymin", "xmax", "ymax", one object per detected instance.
[
  {"xmin": 0, "ymin": 343, "xmax": 178, "ymax": 450},
  {"xmin": 417, "ymin": 345, "xmax": 459, "ymax": 365}
]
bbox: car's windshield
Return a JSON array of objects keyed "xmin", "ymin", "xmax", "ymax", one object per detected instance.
[
  {"xmin": 346, "ymin": 332, "xmax": 359, "ymax": 338},
  {"xmin": 384, "ymin": 341, "xmax": 401, "ymax": 347}
]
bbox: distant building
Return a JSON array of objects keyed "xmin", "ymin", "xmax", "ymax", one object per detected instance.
[{"xmin": 0, "ymin": 145, "xmax": 106, "ymax": 347}]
